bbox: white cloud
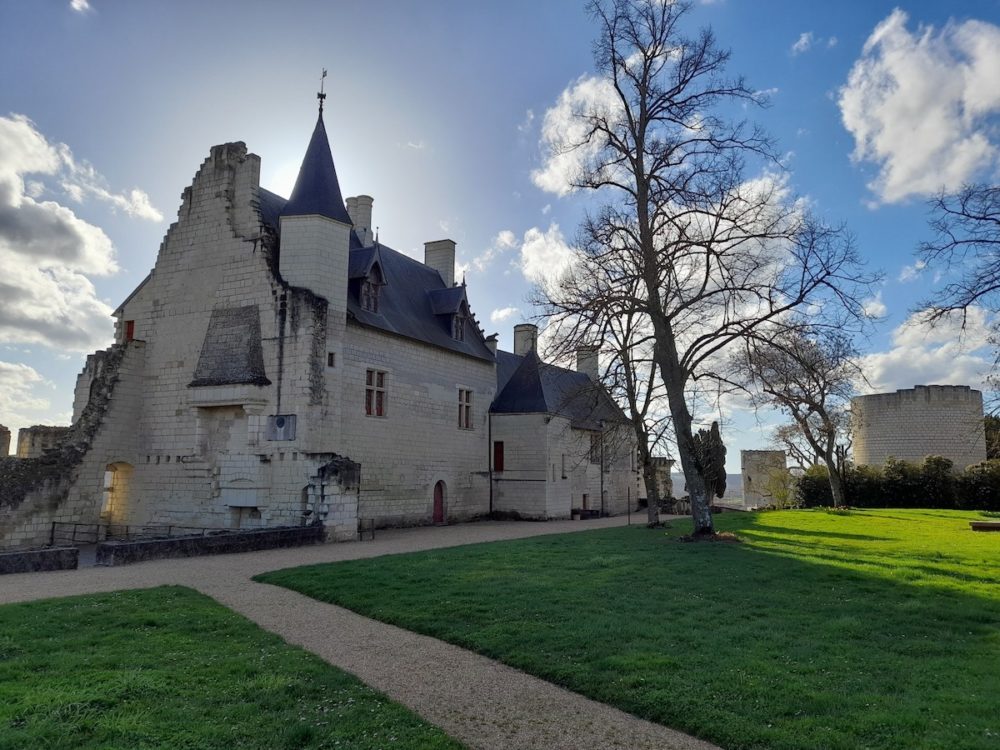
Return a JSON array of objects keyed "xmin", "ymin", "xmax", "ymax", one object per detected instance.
[
  {"xmin": 860, "ymin": 308, "xmax": 994, "ymax": 393},
  {"xmin": 827, "ymin": 36, "xmax": 838, "ymax": 48},
  {"xmin": 69, "ymin": 0, "xmax": 91, "ymax": 13},
  {"xmin": 517, "ymin": 109, "xmax": 535, "ymax": 133},
  {"xmin": 0, "ymin": 361, "xmax": 55, "ymax": 453},
  {"xmin": 469, "ymin": 229, "xmax": 517, "ymax": 273},
  {"xmin": 862, "ymin": 292, "xmax": 887, "ymax": 318},
  {"xmin": 532, "ymin": 74, "xmax": 620, "ymax": 196},
  {"xmin": 791, "ymin": 32, "xmax": 815, "ymax": 55},
  {"xmin": 0, "ymin": 114, "xmax": 119, "ymax": 352},
  {"xmin": 898, "ymin": 259, "xmax": 926, "ymax": 282},
  {"xmin": 518, "ymin": 222, "xmax": 576, "ymax": 290},
  {"xmin": 490, "ymin": 306, "xmax": 520, "ymax": 324},
  {"xmin": 541, "ymin": 204, "xmax": 551, "ymax": 215},
  {"xmin": 56, "ymin": 145, "xmax": 162, "ymax": 221},
  {"xmin": 839, "ymin": 10, "xmax": 1000, "ymax": 204}
]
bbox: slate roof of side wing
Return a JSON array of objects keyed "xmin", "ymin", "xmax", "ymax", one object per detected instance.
[{"xmin": 492, "ymin": 349, "xmax": 629, "ymax": 429}]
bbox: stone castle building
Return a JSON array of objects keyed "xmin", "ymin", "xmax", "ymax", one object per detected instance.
[
  {"xmin": 0, "ymin": 102, "xmax": 638, "ymax": 548},
  {"xmin": 851, "ymin": 385, "xmax": 986, "ymax": 469}
]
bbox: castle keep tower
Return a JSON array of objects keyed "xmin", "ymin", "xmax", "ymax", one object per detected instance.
[{"xmin": 851, "ymin": 385, "xmax": 986, "ymax": 469}]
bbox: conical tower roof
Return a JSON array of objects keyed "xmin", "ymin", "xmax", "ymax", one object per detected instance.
[{"xmin": 280, "ymin": 112, "xmax": 352, "ymax": 225}]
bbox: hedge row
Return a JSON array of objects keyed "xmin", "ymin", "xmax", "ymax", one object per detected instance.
[{"xmin": 796, "ymin": 457, "xmax": 1000, "ymax": 511}]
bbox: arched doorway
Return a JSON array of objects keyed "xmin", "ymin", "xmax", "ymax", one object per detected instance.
[
  {"xmin": 101, "ymin": 462, "xmax": 134, "ymax": 525},
  {"xmin": 433, "ymin": 480, "xmax": 446, "ymax": 524}
]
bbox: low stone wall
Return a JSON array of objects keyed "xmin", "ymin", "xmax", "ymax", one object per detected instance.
[
  {"xmin": 95, "ymin": 524, "xmax": 325, "ymax": 566},
  {"xmin": 0, "ymin": 546, "xmax": 78, "ymax": 575}
]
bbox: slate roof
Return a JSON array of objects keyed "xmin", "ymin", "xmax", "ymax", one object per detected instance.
[
  {"xmin": 190, "ymin": 305, "xmax": 270, "ymax": 387},
  {"xmin": 491, "ymin": 349, "xmax": 628, "ymax": 430},
  {"xmin": 279, "ymin": 113, "xmax": 352, "ymax": 225},
  {"xmin": 428, "ymin": 286, "xmax": 468, "ymax": 315},
  {"xmin": 346, "ymin": 243, "xmax": 494, "ymax": 361}
]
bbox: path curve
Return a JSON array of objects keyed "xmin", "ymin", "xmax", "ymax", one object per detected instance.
[{"xmin": 0, "ymin": 516, "xmax": 719, "ymax": 750}]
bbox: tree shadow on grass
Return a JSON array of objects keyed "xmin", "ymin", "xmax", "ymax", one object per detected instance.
[{"xmin": 258, "ymin": 518, "xmax": 1000, "ymax": 750}]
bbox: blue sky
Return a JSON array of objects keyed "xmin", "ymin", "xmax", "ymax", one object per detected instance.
[{"xmin": 1, "ymin": 0, "xmax": 998, "ymax": 468}]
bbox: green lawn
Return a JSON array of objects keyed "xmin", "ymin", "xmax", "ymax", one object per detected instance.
[
  {"xmin": 257, "ymin": 509, "xmax": 1000, "ymax": 750},
  {"xmin": 0, "ymin": 586, "xmax": 462, "ymax": 750}
]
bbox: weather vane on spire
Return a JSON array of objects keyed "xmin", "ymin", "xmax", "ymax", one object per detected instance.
[{"xmin": 317, "ymin": 68, "xmax": 328, "ymax": 113}]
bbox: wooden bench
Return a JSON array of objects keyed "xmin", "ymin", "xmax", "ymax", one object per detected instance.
[{"xmin": 970, "ymin": 521, "xmax": 1000, "ymax": 532}]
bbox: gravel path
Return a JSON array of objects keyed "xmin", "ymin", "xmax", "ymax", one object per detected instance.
[{"xmin": 0, "ymin": 516, "xmax": 719, "ymax": 750}]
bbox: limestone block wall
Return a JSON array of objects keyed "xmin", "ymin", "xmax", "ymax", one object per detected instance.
[
  {"xmin": 741, "ymin": 450, "xmax": 787, "ymax": 508},
  {"xmin": 491, "ymin": 415, "xmax": 638, "ymax": 519},
  {"xmin": 491, "ymin": 413, "xmax": 549, "ymax": 517},
  {"xmin": 342, "ymin": 323, "xmax": 495, "ymax": 527},
  {"xmin": 0, "ymin": 426, "xmax": 9, "ymax": 457},
  {"xmin": 852, "ymin": 385, "xmax": 986, "ymax": 469}
]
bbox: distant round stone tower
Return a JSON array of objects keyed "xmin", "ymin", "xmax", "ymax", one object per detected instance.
[{"xmin": 851, "ymin": 385, "xmax": 986, "ymax": 469}]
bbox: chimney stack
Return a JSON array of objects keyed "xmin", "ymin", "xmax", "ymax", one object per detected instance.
[
  {"xmin": 424, "ymin": 239, "xmax": 456, "ymax": 287},
  {"xmin": 484, "ymin": 334, "xmax": 498, "ymax": 356},
  {"xmin": 513, "ymin": 323, "xmax": 538, "ymax": 356},
  {"xmin": 576, "ymin": 345, "xmax": 600, "ymax": 380},
  {"xmin": 346, "ymin": 195, "xmax": 374, "ymax": 245}
]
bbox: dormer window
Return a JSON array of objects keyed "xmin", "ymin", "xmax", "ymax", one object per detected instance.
[
  {"xmin": 360, "ymin": 265, "xmax": 385, "ymax": 313},
  {"xmin": 452, "ymin": 313, "xmax": 466, "ymax": 341},
  {"xmin": 361, "ymin": 279, "xmax": 380, "ymax": 312}
]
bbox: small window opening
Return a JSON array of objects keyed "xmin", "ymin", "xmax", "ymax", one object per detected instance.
[{"xmin": 327, "ymin": 352, "xmax": 336, "ymax": 367}]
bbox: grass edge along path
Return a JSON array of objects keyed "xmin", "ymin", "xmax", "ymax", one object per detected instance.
[
  {"xmin": 0, "ymin": 585, "xmax": 463, "ymax": 750},
  {"xmin": 258, "ymin": 509, "xmax": 1000, "ymax": 750}
]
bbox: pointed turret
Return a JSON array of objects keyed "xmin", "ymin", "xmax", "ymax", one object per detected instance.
[
  {"xmin": 278, "ymin": 95, "xmax": 353, "ymax": 309},
  {"xmin": 281, "ymin": 112, "xmax": 352, "ymax": 225}
]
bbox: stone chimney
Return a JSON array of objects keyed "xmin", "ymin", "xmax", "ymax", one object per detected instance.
[
  {"xmin": 484, "ymin": 334, "xmax": 498, "ymax": 356},
  {"xmin": 513, "ymin": 323, "xmax": 538, "ymax": 356},
  {"xmin": 576, "ymin": 345, "xmax": 600, "ymax": 380},
  {"xmin": 346, "ymin": 195, "xmax": 374, "ymax": 245},
  {"xmin": 0, "ymin": 424, "xmax": 9, "ymax": 456},
  {"xmin": 424, "ymin": 239, "xmax": 456, "ymax": 287}
]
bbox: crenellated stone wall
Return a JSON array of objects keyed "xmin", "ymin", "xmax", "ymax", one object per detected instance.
[{"xmin": 852, "ymin": 385, "xmax": 986, "ymax": 469}]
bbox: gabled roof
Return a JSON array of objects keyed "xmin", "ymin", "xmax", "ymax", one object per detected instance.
[
  {"xmin": 347, "ymin": 242, "xmax": 494, "ymax": 362},
  {"xmin": 491, "ymin": 349, "xmax": 628, "ymax": 429},
  {"xmin": 280, "ymin": 113, "xmax": 352, "ymax": 225},
  {"xmin": 428, "ymin": 286, "xmax": 468, "ymax": 315},
  {"xmin": 348, "ymin": 244, "xmax": 386, "ymax": 281}
]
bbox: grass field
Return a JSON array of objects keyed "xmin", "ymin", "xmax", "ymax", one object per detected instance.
[
  {"xmin": 258, "ymin": 509, "xmax": 1000, "ymax": 750},
  {"xmin": 0, "ymin": 586, "xmax": 462, "ymax": 750}
]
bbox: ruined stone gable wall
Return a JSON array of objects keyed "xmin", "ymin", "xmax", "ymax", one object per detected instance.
[
  {"xmin": 343, "ymin": 323, "xmax": 494, "ymax": 527},
  {"xmin": 0, "ymin": 342, "xmax": 143, "ymax": 548},
  {"xmin": 852, "ymin": 385, "xmax": 987, "ymax": 469},
  {"xmin": 106, "ymin": 142, "xmax": 341, "ymax": 532}
]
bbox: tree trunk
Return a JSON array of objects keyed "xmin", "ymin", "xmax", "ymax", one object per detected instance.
[
  {"xmin": 825, "ymin": 455, "xmax": 846, "ymax": 508},
  {"xmin": 656, "ymin": 340, "xmax": 715, "ymax": 535},
  {"xmin": 641, "ymin": 457, "xmax": 661, "ymax": 526}
]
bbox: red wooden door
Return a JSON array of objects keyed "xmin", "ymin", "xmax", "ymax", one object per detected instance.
[{"xmin": 433, "ymin": 481, "xmax": 445, "ymax": 524}]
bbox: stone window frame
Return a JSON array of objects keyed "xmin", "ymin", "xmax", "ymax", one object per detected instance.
[
  {"xmin": 361, "ymin": 279, "xmax": 380, "ymax": 313},
  {"xmin": 457, "ymin": 388, "xmax": 473, "ymax": 430},
  {"xmin": 452, "ymin": 313, "xmax": 466, "ymax": 341},
  {"xmin": 365, "ymin": 369, "xmax": 387, "ymax": 417}
]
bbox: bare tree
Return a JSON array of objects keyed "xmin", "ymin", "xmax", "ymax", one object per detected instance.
[
  {"xmin": 736, "ymin": 329, "xmax": 859, "ymax": 507},
  {"xmin": 535, "ymin": 0, "xmax": 873, "ymax": 534},
  {"xmin": 769, "ymin": 422, "xmax": 820, "ymax": 473},
  {"xmin": 919, "ymin": 183, "xmax": 1000, "ymax": 397}
]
